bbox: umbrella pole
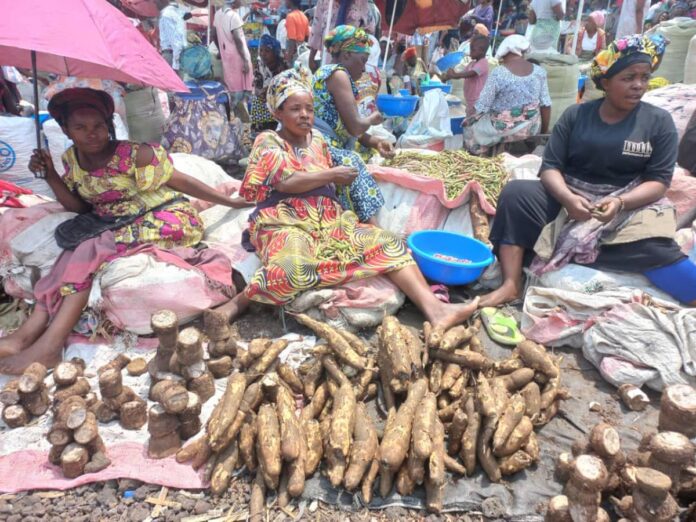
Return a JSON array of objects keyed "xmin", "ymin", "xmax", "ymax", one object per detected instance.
[
  {"xmin": 382, "ymin": 0, "xmax": 399, "ymax": 73},
  {"xmin": 31, "ymin": 50, "xmax": 41, "ymax": 151},
  {"xmin": 571, "ymin": 0, "xmax": 585, "ymax": 57},
  {"xmin": 492, "ymin": 0, "xmax": 505, "ymax": 55}
]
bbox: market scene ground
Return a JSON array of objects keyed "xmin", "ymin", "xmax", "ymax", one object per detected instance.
[{"xmin": 1, "ymin": 0, "xmax": 696, "ymax": 520}]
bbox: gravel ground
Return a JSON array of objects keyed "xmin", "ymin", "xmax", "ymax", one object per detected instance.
[{"xmin": 0, "ymin": 478, "xmax": 486, "ymax": 522}]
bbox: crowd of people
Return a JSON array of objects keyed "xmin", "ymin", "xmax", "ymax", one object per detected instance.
[{"xmin": 0, "ymin": 0, "xmax": 695, "ymax": 374}]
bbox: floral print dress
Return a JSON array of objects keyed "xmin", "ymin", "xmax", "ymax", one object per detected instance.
[
  {"xmin": 62, "ymin": 141, "xmax": 203, "ymax": 252},
  {"xmin": 312, "ymin": 64, "xmax": 384, "ymax": 222},
  {"xmin": 240, "ymin": 131, "xmax": 413, "ymax": 305}
]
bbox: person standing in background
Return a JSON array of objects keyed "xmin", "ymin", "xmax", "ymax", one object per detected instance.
[
  {"xmin": 469, "ymin": 0, "xmax": 495, "ymax": 31},
  {"xmin": 213, "ymin": 0, "xmax": 254, "ymax": 107},
  {"xmin": 615, "ymin": 0, "xmax": 649, "ymax": 39},
  {"xmin": 276, "ymin": 13, "xmax": 289, "ymax": 53},
  {"xmin": 444, "ymin": 35, "xmax": 490, "ymax": 116},
  {"xmin": 529, "ymin": 0, "xmax": 565, "ymax": 52},
  {"xmin": 285, "ymin": 0, "xmax": 310, "ymax": 63},
  {"xmin": 158, "ymin": 0, "xmax": 189, "ymax": 74},
  {"xmin": 565, "ymin": 10, "xmax": 606, "ymax": 59},
  {"xmin": 307, "ymin": 0, "xmax": 372, "ymax": 72}
]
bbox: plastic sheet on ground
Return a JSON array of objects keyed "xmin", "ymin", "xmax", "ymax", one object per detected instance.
[{"xmin": 297, "ymin": 321, "xmax": 662, "ymax": 521}]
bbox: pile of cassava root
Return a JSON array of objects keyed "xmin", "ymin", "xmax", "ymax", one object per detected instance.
[
  {"xmin": 173, "ymin": 312, "xmax": 566, "ymax": 515},
  {"xmin": 546, "ymin": 384, "xmax": 696, "ymax": 521}
]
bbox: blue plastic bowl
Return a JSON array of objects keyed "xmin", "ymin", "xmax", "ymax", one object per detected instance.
[
  {"xmin": 450, "ymin": 115, "xmax": 465, "ymax": 135},
  {"xmin": 436, "ymin": 51, "xmax": 464, "ymax": 72},
  {"xmin": 399, "ymin": 89, "xmax": 410, "ymax": 96},
  {"xmin": 248, "ymin": 39, "xmax": 260, "ymax": 48},
  {"xmin": 407, "ymin": 230, "xmax": 494, "ymax": 285},
  {"xmin": 421, "ymin": 83, "xmax": 452, "ymax": 94},
  {"xmin": 376, "ymin": 93, "xmax": 419, "ymax": 117}
]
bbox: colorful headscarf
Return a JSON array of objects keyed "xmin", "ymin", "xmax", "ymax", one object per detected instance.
[
  {"xmin": 403, "ymin": 46, "xmax": 418, "ymax": 61},
  {"xmin": 324, "ymin": 25, "xmax": 371, "ymax": 55},
  {"xmin": 47, "ymin": 87, "xmax": 115, "ymax": 126},
  {"xmin": 588, "ymin": 10, "xmax": 605, "ymax": 27},
  {"xmin": 474, "ymin": 23, "xmax": 490, "ymax": 37},
  {"xmin": 590, "ymin": 34, "xmax": 668, "ymax": 90},
  {"xmin": 260, "ymin": 34, "xmax": 282, "ymax": 58},
  {"xmin": 266, "ymin": 66, "xmax": 313, "ymax": 114}
]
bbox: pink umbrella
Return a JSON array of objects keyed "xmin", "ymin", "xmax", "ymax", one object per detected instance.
[{"xmin": 0, "ymin": 0, "xmax": 188, "ymax": 154}]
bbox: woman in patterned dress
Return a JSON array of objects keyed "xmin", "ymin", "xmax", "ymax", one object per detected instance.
[
  {"xmin": 0, "ymin": 88, "xmax": 250, "ymax": 373},
  {"xmin": 211, "ymin": 68, "xmax": 480, "ymax": 330},
  {"xmin": 312, "ymin": 25, "xmax": 395, "ymax": 224}
]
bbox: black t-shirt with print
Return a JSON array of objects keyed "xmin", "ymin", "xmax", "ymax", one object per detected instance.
[{"xmin": 540, "ymin": 99, "xmax": 678, "ymax": 188}]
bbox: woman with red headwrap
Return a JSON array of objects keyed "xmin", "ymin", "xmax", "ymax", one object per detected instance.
[{"xmin": 565, "ymin": 11, "xmax": 606, "ymax": 60}]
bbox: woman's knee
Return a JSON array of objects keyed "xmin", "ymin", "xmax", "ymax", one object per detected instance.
[{"xmin": 497, "ymin": 179, "xmax": 544, "ymax": 208}]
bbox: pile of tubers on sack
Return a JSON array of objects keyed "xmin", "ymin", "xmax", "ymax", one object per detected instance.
[
  {"xmin": 546, "ymin": 383, "xmax": 696, "ymax": 522},
  {"xmin": 1, "ymin": 362, "xmax": 51, "ymax": 428},
  {"xmin": 174, "ymin": 312, "xmax": 565, "ymax": 515}
]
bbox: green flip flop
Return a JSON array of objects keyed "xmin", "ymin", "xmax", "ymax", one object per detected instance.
[{"xmin": 480, "ymin": 307, "xmax": 525, "ymax": 346}]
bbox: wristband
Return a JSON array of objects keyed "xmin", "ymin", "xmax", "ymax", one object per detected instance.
[{"xmin": 615, "ymin": 196, "xmax": 625, "ymax": 213}]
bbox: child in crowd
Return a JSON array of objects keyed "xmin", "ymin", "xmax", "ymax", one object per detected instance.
[{"xmin": 444, "ymin": 35, "xmax": 490, "ymax": 116}]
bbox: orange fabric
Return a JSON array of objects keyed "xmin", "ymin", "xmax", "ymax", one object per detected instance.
[{"xmin": 286, "ymin": 10, "xmax": 310, "ymax": 42}]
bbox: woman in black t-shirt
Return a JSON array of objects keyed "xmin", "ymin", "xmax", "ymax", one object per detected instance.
[{"xmin": 481, "ymin": 34, "xmax": 696, "ymax": 307}]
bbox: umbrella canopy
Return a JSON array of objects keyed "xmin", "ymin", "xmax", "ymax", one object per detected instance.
[
  {"xmin": 375, "ymin": 0, "xmax": 471, "ymax": 35},
  {"xmin": 0, "ymin": 0, "xmax": 188, "ymax": 93}
]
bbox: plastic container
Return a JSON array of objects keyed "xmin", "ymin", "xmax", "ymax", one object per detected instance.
[
  {"xmin": 376, "ymin": 94, "xmax": 419, "ymax": 117},
  {"xmin": 247, "ymin": 39, "xmax": 260, "ymax": 48},
  {"xmin": 450, "ymin": 116, "xmax": 465, "ymax": 135},
  {"xmin": 399, "ymin": 89, "xmax": 410, "ymax": 96},
  {"xmin": 420, "ymin": 82, "xmax": 452, "ymax": 94},
  {"xmin": 407, "ymin": 230, "xmax": 494, "ymax": 285},
  {"xmin": 436, "ymin": 51, "xmax": 464, "ymax": 72}
]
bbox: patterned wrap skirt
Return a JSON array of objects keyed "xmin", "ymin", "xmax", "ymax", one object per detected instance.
[{"xmin": 244, "ymin": 196, "xmax": 414, "ymax": 304}]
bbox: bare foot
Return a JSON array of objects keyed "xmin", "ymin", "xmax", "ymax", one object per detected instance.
[
  {"xmin": 0, "ymin": 332, "xmax": 31, "ymax": 359},
  {"xmin": 212, "ymin": 294, "xmax": 251, "ymax": 323},
  {"xmin": 0, "ymin": 338, "xmax": 63, "ymax": 375},
  {"xmin": 429, "ymin": 296, "xmax": 480, "ymax": 332},
  {"xmin": 478, "ymin": 280, "xmax": 522, "ymax": 308}
]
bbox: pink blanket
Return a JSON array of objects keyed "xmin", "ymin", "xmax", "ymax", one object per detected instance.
[
  {"xmin": 0, "ymin": 442, "xmax": 206, "ymax": 493},
  {"xmin": 368, "ymin": 165, "xmax": 498, "ymax": 214}
]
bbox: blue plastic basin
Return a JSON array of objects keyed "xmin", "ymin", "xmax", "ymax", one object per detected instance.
[
  {"xmin": 421, "ymin": 83, "xmax": 452, "ymax": 94},
  {"xmin": 376, "ymin": 94, "xmax": 419, "ymax": 117},
  {"xmin": 450, "ymin": 116, "xmax": 465, "ymax": 135},
  {"xmin": 436, "ymin": 51, "xmax": 464, "ymax": 72},
  {"xmin": 399, "ymin": 89, "xmax": 410, "ymax": 96},
  {"xmin": 407, "ymin": 230, "xmax": 494, "ymax": 285}
]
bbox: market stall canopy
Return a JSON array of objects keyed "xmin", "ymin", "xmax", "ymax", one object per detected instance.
[
  {"xmin": 375, "ymin": 0, "xmax": 471, "ymax": 35},
  {"xmin": 0, "ymin": 0, "xmax": 188, "ymax": 93}
]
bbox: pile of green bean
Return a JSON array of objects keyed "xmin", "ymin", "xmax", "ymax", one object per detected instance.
[{"xmin": 385, "ymin": 151, "xmax": 509, "ymax": 204}]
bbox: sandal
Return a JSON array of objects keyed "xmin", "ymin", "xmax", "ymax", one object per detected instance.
[
  {"xmin": 480, "ymin": 307, "xmax": 525, "ymax": 346},
  {"xmin": 430, "ymin": 284, "xmax": 450, "ymax": 304}
]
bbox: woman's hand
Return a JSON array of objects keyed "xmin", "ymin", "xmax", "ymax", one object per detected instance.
[
  {"xmin": 28, "ymin": 149, "xmax": 57, "ymax": 178},
  {"xmin": 228, "ymin": 194, "xmax": 254, "ymax": 208},
  {"xmin": 376, "ymin": 140, "xmax": 395, "ymax": 159},
  {"xmin": 329, "ymin": 166, "xmax": 359, "ymax": 186},
  {"xmin": 562, "ymin": 194, "xmax": 593, "ymax": 221},
  {"xmin": 591, "ymin": 197, "xmax": 622, "ymax": 223},
  {"xmin": 367, "ymin": 111, "xmax": 384, "ymax": 127}
]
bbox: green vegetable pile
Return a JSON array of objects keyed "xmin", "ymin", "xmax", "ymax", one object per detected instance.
[{"xmin": 385, "ymin": 151, "xmax": 509, "ymax": 204}]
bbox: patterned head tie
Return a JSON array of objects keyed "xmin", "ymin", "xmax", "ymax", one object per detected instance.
[
  {"xmin": 266, "ymin": 65, "xmax": 314, "ymax": 115},
  {"xmin": 590, "ymin": 33, "xmax": 668, "ymax": 90},
  {"xmin": 324, "ymin": 25, "xmax": 371, "ymax": 55}
]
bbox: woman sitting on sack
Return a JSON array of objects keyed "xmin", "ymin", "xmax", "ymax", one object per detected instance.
[
  {"xmin": 463, "ymin": 34, "xmax": 552, "ymax": 155},
  {"xmin": 565, "ymin": 11, "xmax": 606, "ymax": 61},
  {"xmin": 313, "ymin": 25, "xmax": 395, "ymax": 224},
  {"xmin": 210, "ymin": 68, "xmax": 480, "ymax": 330},
  {"xmin": 480, "ymin": 34, "xmax": 696, "ymax": 308},
  {"xmin": 0, "ymin": 88, "xmax": 250, "ymax": 373}
]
